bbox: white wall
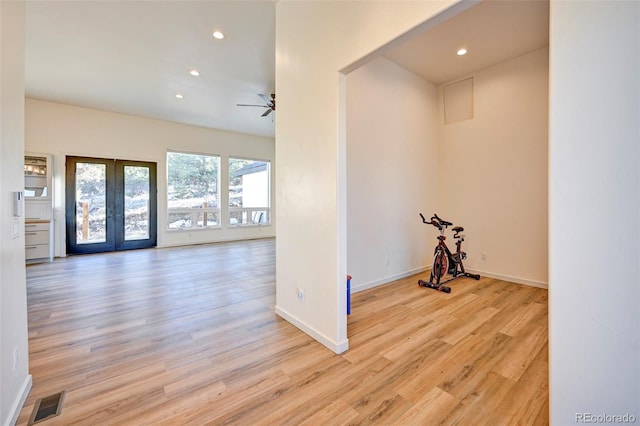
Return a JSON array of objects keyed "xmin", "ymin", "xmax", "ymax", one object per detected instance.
[
  {"xmin": 438, "ymin": 47, "xmax": 549, "ymax": 287},
  {"xmin": 0, "ymin": 3, "xmax": 32, "ymax": 425},
  {"xmin": 347, "ymin": 56, "xmax": 439, "ymax": 292},
  {"xmin": 275, "ymin": 0, "xmax": 464, "ymax": 353},
  {"xmin": 25, "ymin": 98, "xmax": 275, "ymax": 256},
  {"xmin": 549, "ymin": 1, "xmax": 639, "ymax": 422}
]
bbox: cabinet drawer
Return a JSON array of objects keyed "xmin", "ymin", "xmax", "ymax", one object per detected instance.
[
  {"xmin": 25, "ymin": 175, "xmax": 47, "ymax": 188},
  {"xmin": 25, "ymin": 222, "xmax": 50, "ymax": 232},
  {"xmin": 25, "ymin": 230, "xmax": 49, "ymax": 245},
  {"xmin": 25, "ymin": 201, "xmax": 52, "ymax": 220},
  {"xmin": 25, "ymin": 244, "xmax": 50, "ymax": 259}
]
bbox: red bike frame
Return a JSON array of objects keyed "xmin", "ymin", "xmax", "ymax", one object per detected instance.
[{"xmin": 418, "ymin": 213, "xmax": 480, "ymax": 293}]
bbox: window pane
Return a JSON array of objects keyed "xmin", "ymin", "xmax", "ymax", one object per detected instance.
[
  {"xmin": 75, "ymin": 162, "xmax": 106, "ymax": 244},
  {"xmin": 196, "ymin": 211, "xmax": 219, "ymax": 228},
  {"xmin": 229, "ymin": 209, "xmax": 269, "ymax": 226},
  {"xmin": 167, "ymin": 152, "xmax": 220, "ymax": 230},
  {"xmin": 167, "ymin": 210, "xmax": 219, "ymax": 229},
  {"xmin": 229, "ymin": 158, "xmax": 270, "ymax": 225},
  {"xmin": 168, "ymin": 212, "xmax": 193, "ymax": 229},
  {"xmin": 124, "ymin": 165, "xmax": 150, "ymax": 240}
]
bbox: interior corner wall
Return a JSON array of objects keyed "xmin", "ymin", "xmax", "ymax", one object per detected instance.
[
  {"xmin": 24, "ymin": 98, "xmax": 275, "ymax": 257},
  {"xmin": 438, "ymin": 47, "xmax": 549, "ymax": 287},
  {"xmin": 346, "ymin": 56, "xmax": 439, "ymax": 292},
  {"xmin": 549, "ymin": 1, "xmax": 639, "ymax": 422},
  {"xmin": 1, "ymin": 2, "xmax": 32, "ymax": 425},
  {"xmin": 275, "ymin": 0, "xmax": 461, "ymax": 353}
]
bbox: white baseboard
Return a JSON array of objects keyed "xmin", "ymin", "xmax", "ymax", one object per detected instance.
[
  {"xmin": 466, "ymin": 268, "xmax": 548, "ymax": 289},
  {"xmin": 157, "ymin": 235, "xmax": 275, "ymax": 250},
  {"xmin": 275, "ymin": 305, "xmax": 349, "ymax": 354},
  {"xmin": 5, "ymin": 375, "xmax": 32, "ymax": 426},
  {"xmin": 350, "ymin": 266, "xmax": 547, "ymax": 293},
  {"xmin": 350, "ymin": 266, "xmax": 430, "ymax": 294}
]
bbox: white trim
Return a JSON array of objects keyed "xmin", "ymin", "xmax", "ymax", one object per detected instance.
[
  {"xmin": 350, "ymin": 266, "xmax": 548, "ymax": 293},
  {"xmin": 337, "ymin": 71, "xmax": 349, "ymax": 351},
  {"xmin": 4, "ymin": 375, "xmax": 32, "ymax": 426},
  {"xmin": 351, "ymin": 266, "xmax": 431, "ymax": 293},
  {"xmin": 156, "ymin": 235, "xmax": 275, "ymax": 249},
  {"xmin": 468, "ymin": 269, "xmax": 548, "ymax": 289},
  {"xmin": 275, "ymin": 305, "xmax": 349, "ymax": 354}
]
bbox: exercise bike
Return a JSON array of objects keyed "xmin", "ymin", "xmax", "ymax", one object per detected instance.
[{"xmin": 418, "ymin": 213, "xmax": 480, "ymax": 293}]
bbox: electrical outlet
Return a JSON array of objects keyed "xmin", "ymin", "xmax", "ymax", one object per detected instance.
[
  {"xmin": 297, "ymin": 288, "xmax": 305, "ymax": 302},
  {"xmin": 481, "ymin": 253, "xmax": 487, "ymax": 261}
]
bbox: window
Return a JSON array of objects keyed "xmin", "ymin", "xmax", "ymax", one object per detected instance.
[
  {"xmin": 229, "ymin": 158, "xmax": 270, "ymax": 226},
  {"xmin": 167, "ymin": 152, "xmax": 220, "ymax": 229}
]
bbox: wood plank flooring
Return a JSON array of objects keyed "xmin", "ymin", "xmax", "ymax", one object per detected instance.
[{"xmin": 17, "ymin": 238, "xmax": 548, "ymax": 425}]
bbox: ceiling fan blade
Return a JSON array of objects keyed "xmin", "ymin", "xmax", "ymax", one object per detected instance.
[
  {"xmin": 258, "ymin": 94, "xmax": 271, "ymax": 103},
  {"xmin": 261, "ymin": 109, "xmax": 273, "ymax": 117},
  {"xmin": 237, "ymin": 104, "xmax": 267, "ymax": 107}
]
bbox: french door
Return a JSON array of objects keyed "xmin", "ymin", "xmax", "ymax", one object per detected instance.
[{"xmin": 65, "ymin": 156, "xmax": 157, "ymax": 254}]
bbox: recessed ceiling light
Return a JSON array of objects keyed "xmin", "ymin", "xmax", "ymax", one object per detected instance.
[
  {"xmin": 457, "ymin": 48, "xmax": 468, "ymax": 56},
  {"xmin": 189, "ymin": 70, "xmax": 200, "ymax": 76},
  {"xmin": 213, "ymin": 31, "xmax": 224, "ymax": 40},
  {"xmin": 175, "ymin": 94, "xmax": 184, "ymax": 99}
]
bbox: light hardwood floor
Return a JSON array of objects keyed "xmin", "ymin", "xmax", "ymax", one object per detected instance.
[{"xmin": 17, "ymin": 238, "xmax": 548, "ymax": 425}]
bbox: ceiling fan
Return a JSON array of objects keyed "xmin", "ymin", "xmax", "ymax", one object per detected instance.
[{"xmin": 237, "ymin": 93, "xmax": 276, "ymax": 117}]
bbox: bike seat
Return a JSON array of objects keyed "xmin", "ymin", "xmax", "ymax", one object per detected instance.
[{"xmin": 452, "ymin": 226, "xmax": 464, "ymax": 233}]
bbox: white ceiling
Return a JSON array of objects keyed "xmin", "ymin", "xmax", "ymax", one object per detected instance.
[
  {"xmin": 384, "ymin": 0, "xmax": 549, "ymax": 85},
  {"xmin": 25, "ymin": 1, "xmax": 276, "ymax": 138},
  {"xmin": 25, "ymin": 1, "xmax": 548, "ymax": 140}
]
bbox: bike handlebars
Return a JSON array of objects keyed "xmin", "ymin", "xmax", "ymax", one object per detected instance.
[
  {"xmin": 419, "ymin": 213, "xmax": 452, "ymax": 230},
  {"xmin": 432, "ymin": 214, "xmax": 452, "ymax": 226}
]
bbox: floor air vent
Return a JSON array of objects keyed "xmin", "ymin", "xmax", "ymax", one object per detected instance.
[{"xmin": 28, "ymin": 391, "xmax": 65, "ymax": 425}]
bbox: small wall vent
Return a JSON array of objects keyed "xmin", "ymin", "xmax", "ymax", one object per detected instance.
[{"xmin": 443, "ymin": 77, "xmax": 474, "ymax": 124}]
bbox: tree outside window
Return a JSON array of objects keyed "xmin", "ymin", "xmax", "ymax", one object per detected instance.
[{"xmin": 167, "ymin": 152, "xmax": 220, "ymax": 229}]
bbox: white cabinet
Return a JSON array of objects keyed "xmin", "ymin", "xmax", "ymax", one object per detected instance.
[
  {"xmin": 24, "ymin": 154, "xmax": 52, "ymax": 199},
  {"xmin": 25, "ymin": 199, "xmax": 52, "ymax": 222},
  {"xmin": 25, "ymin": 222, "xmax": 52, "ymax": 261},
  {"xmin": 25, "ymin": 153, "xmax": 54, "ymax": 263}
]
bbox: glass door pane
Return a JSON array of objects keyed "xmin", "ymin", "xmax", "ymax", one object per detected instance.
[
  {"xmin": 66, "ymin": 156, "xmax": 156, "ymax": 255},
  {"xmin": 75, "ymin": 162, "xmax": 107, "ymax": 244},
  {"xmin": 123, "ymin": 165, "xmax": 150, "ymax": 241}
]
